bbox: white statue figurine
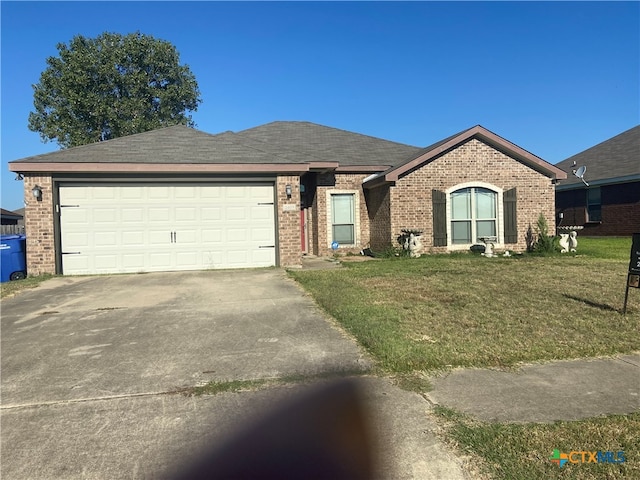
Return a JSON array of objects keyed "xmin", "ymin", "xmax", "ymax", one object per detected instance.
[
  {"xmin": 569, "ymin": 231, "xmax": 578, "ymax": 252},
  {"xmin": 559, "ymin": 233, "xmax": 570, "ymax": 253},
  {"xmin": 408, "ymin": 233, "xmax": 422, "ymax": 258}
]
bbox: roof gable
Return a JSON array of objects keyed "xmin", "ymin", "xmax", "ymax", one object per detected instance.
[
  {"xmin": 554, "ymin": 125, "xmax": 640, "ymax": 187},
  {"xmin": 364, "ymin": 125, "xmax": 566, "ymax": 186}
]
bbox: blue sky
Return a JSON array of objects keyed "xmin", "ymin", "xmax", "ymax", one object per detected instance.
[{"xmin": 2, "ymin": 1, "xmax": 638, "ymax": 211}]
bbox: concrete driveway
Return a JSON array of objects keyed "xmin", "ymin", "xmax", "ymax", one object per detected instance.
[
  {"xmin": 2, "ymin": 269, "xmax": 369, "ymax": 406},
  {"xmin": 1, "ymin": 269, "xmax": 468, "ymax": 479}
]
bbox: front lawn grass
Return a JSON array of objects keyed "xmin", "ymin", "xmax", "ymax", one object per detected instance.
[
  {"xmin": 435, "ymin": 407, "xmax": 639, "ymax": 480},
  {"xmin": 290, "ymin": 238, "xmax": 638, "ymax": 479},
  {"xmin": 289, "ymin": 240, "xmax": 638, "ymax": 373}
]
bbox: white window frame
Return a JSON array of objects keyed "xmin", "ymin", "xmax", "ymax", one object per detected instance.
[
  {"xmin": 326, "ymin": 190, "xmax": 360, "ymax": 248},
  {"xmin": 446, "ymin": 182, "xmax": 503, "ymax": 250}
]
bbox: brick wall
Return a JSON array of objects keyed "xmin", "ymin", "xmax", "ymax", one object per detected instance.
[
  {"xmin": 365, "ymin": 185, "xmax": 391, "ymax": 252},
  {"xmin": 23, "ymin": 174, "xmax": 56, "ymax": 275},
  {"xmin": 386, "ymin": 138, "xmax": 556, "ymax": 252},
  {"xmin": 313, "ymin": 173, "xmax": 371, "ymax": 256},
  {"xmin": 557, "ymin": 181, "xmax": 640, "ymax": 236},
  {"xmin": 276, "ymin": 176, "xmax": 302, "ymax": 267}
]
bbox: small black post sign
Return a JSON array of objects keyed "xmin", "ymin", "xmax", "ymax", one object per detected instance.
[{"xmin": 623, "ymin": 233, "xmax": 640, "ymax": 314}]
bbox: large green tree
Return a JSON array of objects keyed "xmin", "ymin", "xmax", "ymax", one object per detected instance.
[{"xmin": 28, "ymin": 32, "xmax": 202, "ymax": 148}]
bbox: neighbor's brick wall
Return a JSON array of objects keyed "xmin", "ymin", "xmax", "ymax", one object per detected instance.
[
  {"xmin": 313, "ymin": 173, "xmax": 371, "ymax": 256},
  {"xmin": 23, "ymin": 174, "xmax": 56, "ymax": 275},
  {"xmin": 276, "ymin": 176, "xmax": 302, "ymax": 267},
  {"xmin": 557, "ymin": 182, "xmax": 640, "ymax": 236},
  {"xmin": 387, "ymin": 138, "xmax": 556, "ymax": 253}
]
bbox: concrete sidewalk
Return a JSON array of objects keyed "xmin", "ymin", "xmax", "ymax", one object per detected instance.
[
  {"xmin": 427, "ymin": 354, "xmax": 640, "ymax": 423},
  {"xmin": 1, "ymin": 377, "xmax": 469, "ymax": 480}
]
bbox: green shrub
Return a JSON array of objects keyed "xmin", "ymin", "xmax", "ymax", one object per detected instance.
[{"xmin": 532, "ymin": 213, "xmax": 559, "ymax": 255}]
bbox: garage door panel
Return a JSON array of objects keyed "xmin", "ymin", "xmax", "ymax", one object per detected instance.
[
  {"xmin": 94, "ymin": 255, "xmax": 118, "ymax": 270},
  {"xmin": 62, "ymin": 255, "xmax": 89, "ymax": 273},
  {"xmin": 175, "ymin": 207, "xmax": 197, "ymax": 222},
  {"xmin": 148, "ymin": 186, "xmax": 171, "ymax": 199},
  {"xmin": 122, "ymin": 253, "xmax": 145, "ymax": 269},
  {"xmin": 175, "ymin": 230, "xmax": 197, "ymax": 244},
  {"xmin": 63, "ymin": 232, "xmax": 90, "ymax": 250},
  {"xmin": 148, "ymin": 230, "xmax": 170, "ymax": 246},
  {"xmin": 60, "ymin": 184, "xmax": 277, "ymax": 275},
  {"xmin": 59, "ymin": 189, "xmax": 81, "ymax": 203},
  {"xmin": 252, "ymin": 248, "xmax": 277, "ymax": 265},
  {"xmin": 61, "ymin": 208, "xmax": 88, "ymax": 224},
  {"xmin": 149, "ymin": 208, "xmax": 170, "ymax": 222},
  {"xmin": 121, "ymin": 208, "xmax": 144, "ymax": 222},
  {"xmin": 202, "ymin": 229, "xmax": 223, "ymax": 244},
  {"xmin": 250, "ymin": 227, "xmax": 275, "ymax": 242},
  {"xmin": 226, "ymin": 207, "xmax": 248, "ymax": 221},
  {"xmin": 176, "ymin": 251, "xmax": 198, "ymax": 267},
  {"xmin": 201, "ymin": 207, "xmax": 222, "ymax": 221},
  {"xmin": 120, "ymin": 187, "xmax": 145, "ymax": 200},
  {"xmin": 94, "ymin": 232, "xmax": 118, "ymax": 247}
]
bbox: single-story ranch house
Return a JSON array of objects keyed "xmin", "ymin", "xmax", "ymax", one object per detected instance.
[
  {"xmin": 555, "ymin": 125, "xmax": 640, "ymax": 236},
  {"xmin": 9, "ymin": 122, "xmax": 566, "ymax": 275}
]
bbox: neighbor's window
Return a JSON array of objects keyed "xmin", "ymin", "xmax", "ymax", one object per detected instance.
[
  {"xmin": 331, "ymin": 193, "xmax": 355, "ymax": 244},
  {"xmin": 451, "ymin": 187, "xmax": 497, "ymax": 244},
  {"xmin": 587, "ymin": 187, "xmax": 601, "ymax": 222}
]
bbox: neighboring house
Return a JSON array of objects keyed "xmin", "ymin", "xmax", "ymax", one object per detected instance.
[
  {"xmin": 555, "ymin": 125, "xmax": 640, "ymax": 236},
  {"xmin": 0, "ymin": 208, "xmax": 24, "ymax": 235},
  {"xmin": 14, "ymin": 208, "xmax": 25, "ymax": 229},
  {"xmin": 8, "ymin": 122, "xmax": 566, "ymax": 276},
  {"xmin": 1, "ymin": 208, "xmax": 22, "ymax": 225}
]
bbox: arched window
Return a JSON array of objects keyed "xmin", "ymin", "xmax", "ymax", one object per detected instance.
[{"xmin": 450, "ymin": 187, "xmax": 497, "ymax": 244}]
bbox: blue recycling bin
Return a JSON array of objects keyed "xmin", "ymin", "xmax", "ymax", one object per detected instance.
[{"xmin": 1, "ymin": 234, "xmax": 27, "ymax": 283}]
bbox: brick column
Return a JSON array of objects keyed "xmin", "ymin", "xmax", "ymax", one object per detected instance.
[
  {"xmin": 23, "ymin": 175, "xmax": 56, "ymax": 275},
  {"xmin": 276, "ymin": 176, "xmax": 302, "ymax": 267}
]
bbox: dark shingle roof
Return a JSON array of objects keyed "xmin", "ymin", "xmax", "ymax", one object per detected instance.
[
  {"xmin": 9, "ymin": 122, "xmax": 420, "ymax": 167},
  {"xmin": 9, "ymin": 125, "xmax": 307, "ymax": 165},
  {"xmin": 234, "ymin": 121, "xmax": 420, "ymax": 167},
  {"xmin": 555, "ymin": 125, "xmax": 640, "ymax": 187}
]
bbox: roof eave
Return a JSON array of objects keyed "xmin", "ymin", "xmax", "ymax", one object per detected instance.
[
  {"xmin": 8, "ymin": 162, "xmax": 311, "ymax": 175},
  {"xmin": 556, "ymin": 174, "xmax": 640, "ymax": 191}
]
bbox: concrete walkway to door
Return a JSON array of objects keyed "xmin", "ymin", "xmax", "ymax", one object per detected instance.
[{"xmin": 1, "ymin": 269, "xmax": 469, "ymax": 479}]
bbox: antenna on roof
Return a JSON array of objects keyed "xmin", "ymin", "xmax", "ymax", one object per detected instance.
[{"xmin": 572, "ymin": 165, "xmax": 589, "ymax": 186}]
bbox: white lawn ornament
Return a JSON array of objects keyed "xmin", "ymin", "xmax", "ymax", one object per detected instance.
[
  {"xmin": 569, "ymin": 231, "xmax": 578, "ymax": 252},
  {"xmin": 407, "ymin": 233, "xmax": 423, "ymax": 258},
  {"xmin": 559, "ymin": 233, "xmax": 570, "ymax": 253}
]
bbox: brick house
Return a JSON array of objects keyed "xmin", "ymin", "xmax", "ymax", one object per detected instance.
[
  {"xmin": 8, "ymin": 122, "xmax": 565, "ymax": 276},
  {"xmin": 555, "ymin": 125, "xmax": 640, "ymax": 236}
]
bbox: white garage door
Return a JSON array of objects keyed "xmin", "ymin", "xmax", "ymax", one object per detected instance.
[{"xmin": 59, "ymin": 184, "xmax": 276, "ymax": 275}]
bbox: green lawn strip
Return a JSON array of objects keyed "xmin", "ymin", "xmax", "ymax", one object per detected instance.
[
  {"xmin": 577, "ymin": 236, "xmax": 633, "ymax": 261},
  {"xmin": 434, "ymin": 407, "xmax": 639, "ymax": 480},
  {"xmin": 0, "ymin": 274, "xmax": 55, "ymax": 299},
  {"xmin": 289, "ymin": 254, "xmax": 639, "ymax": 373}
]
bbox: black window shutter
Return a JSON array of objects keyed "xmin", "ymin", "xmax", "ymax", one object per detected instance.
[
  {"xmin": 432, "ymin": 190, "xmax": 447, "ymax": 247},
  {"xmin": 503, "ymin": 187, "xmax": 518, "ymax": 244}
]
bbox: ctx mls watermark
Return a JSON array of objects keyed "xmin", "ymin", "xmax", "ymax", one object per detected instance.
[{"xmin": 550, "ymin": 449, "xmax": 625, "ymax": 467}]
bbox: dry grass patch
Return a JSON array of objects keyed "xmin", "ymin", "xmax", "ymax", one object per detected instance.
[
  {"xmin": 435, "ymin": 407, "xmax": 639, "ymax": 479},
  {"xmin": 290, "ymin": 243, "xmax": 639, "ymax": 373}
]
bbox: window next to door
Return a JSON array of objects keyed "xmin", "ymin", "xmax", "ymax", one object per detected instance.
[{"xmin": 328, "ymin": 191, "xmax": 357, "ymax": 246}]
